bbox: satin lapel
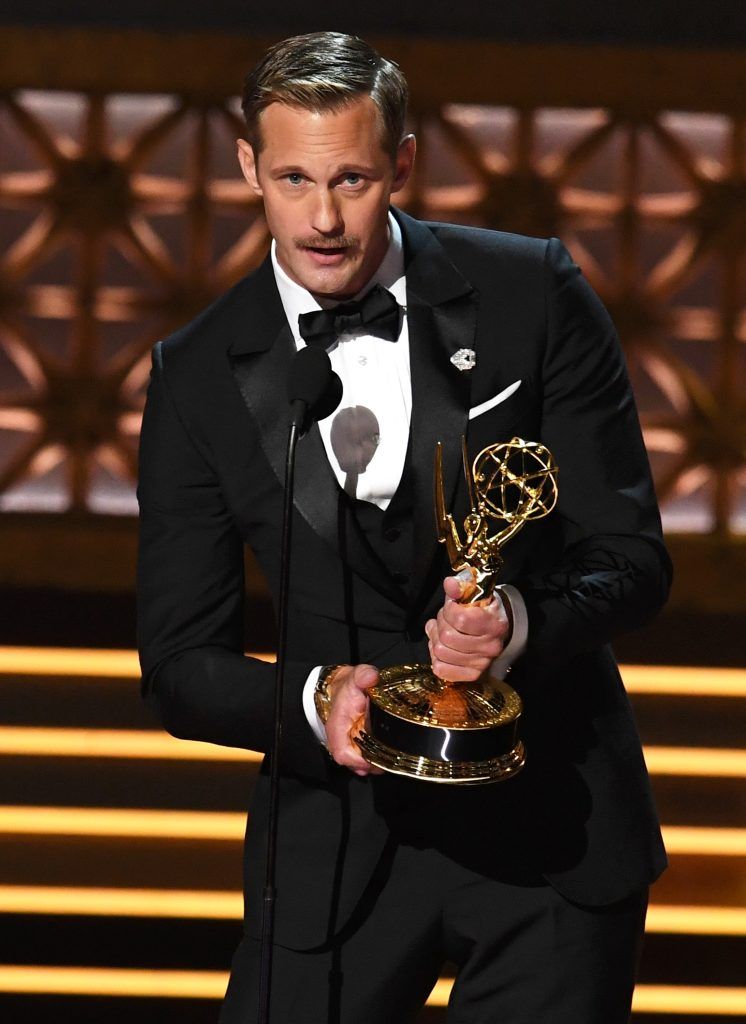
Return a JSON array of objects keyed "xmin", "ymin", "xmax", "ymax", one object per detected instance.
[
  {"xmin": 407, "ymin": 291, "xmax": 476, "ymax": 608},
  {"xmin": 229, "ymin": 321, "xmax": 335, "ymax": 542},
  {"xmin": 390, "ymin": 209, "xmax": 479, "ymax": 615},
  {"xmin": 228, "ymin": 277, "xmax": 407, "ymax": 607}
]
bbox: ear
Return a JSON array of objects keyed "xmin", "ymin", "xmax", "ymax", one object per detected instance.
[
  {"xmin": 236, "ymin": 138, "xmax": 263, "ymax": 197},
  {"xmin": 391, "ymin": 134, "xmax": 416, "ymax": 194}
]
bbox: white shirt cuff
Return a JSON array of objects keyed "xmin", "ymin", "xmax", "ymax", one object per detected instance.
[
  {"xmin": 487, "ymin": 584, "xmax": 528, "ymax": 681},
  {"xmin": 302, "ymin": 665, "xmax": 328, "ymax": 745}
]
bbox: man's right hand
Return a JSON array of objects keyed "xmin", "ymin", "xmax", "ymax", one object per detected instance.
[{"xmin": 324, "ymin": 664, "xmax": 384, "ymax": 777}]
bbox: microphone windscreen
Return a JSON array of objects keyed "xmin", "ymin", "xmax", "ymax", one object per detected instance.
[
  {"xmin": 313, "ymin": 371, "xmax": 343, "ymax": 422},
  {"xmin": 287, "ymin": 346, "xmax": 333, "ymax": 408}
]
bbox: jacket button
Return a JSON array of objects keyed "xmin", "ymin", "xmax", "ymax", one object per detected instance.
[
  {"xmin": 392, "ymin": 571, "xmax": 409, "ymax": 585},
  {"xmin": 384, "ymin": 527, "xmax": 401, "ymax": 542}
]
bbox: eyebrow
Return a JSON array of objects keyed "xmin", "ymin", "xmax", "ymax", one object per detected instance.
[{"xmin": 270, "ymin": 164, "xmax": 378, "ymax": 177}]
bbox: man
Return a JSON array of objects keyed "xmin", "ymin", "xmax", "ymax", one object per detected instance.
[{"xmin": 137, "ymin": 31, "xmax": 671, "ymax": 1023}]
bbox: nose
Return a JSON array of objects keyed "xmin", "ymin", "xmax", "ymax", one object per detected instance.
[{"xmin": 310, "ymin": 189, "xmax": 344, "ymax": 237}]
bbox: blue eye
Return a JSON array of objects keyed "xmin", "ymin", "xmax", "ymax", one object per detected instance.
[{"xmin": 287, "ymin": 173, "xmax": 303, "ymax": 185}]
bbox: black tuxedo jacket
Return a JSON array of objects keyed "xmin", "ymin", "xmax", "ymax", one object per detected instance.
[{"xmin": 137, "ymin": 208, "xmax": 671, "ymax": 950}]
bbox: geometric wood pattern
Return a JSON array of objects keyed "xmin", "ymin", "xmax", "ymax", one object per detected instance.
[{"xmin": 0, "ymin": 42, "xmax": 744, "ymax": 536}]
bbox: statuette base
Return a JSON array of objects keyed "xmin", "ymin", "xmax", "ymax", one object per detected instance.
[{"xmin": 355, "ymin": 663, "xmax": 526, "ymax": 784}]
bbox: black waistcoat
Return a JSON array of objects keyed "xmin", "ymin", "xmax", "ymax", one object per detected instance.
[{"xmin": 331, "ymin": 440, "xmax": 420, "ymax": 666}]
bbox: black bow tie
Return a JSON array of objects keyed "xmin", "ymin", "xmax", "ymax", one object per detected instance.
[{"xmin": 298, "ymin": 284, "xmax": 401, "ymax": 349}]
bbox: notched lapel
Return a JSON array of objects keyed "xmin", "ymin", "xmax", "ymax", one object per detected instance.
[
  {"xmin": 229, "ymin": 324, "xmax": 340, "ymax": 550},
  {"xmin": 392, "ymin": 209, "xmax": 479, "ymax": 611},
  {"xmin": 407, "ymin": 294, "xmax": 476, "ymax": 596}
]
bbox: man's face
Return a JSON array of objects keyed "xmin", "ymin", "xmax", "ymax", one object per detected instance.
[{"xmin": 237, "ymin": 96, "xmax": 415, "ymax": 301}]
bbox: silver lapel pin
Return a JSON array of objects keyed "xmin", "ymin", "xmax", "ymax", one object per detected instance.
[{"xmin": 450, "ymin": 348, "xmax": 477, "ymax": 372}]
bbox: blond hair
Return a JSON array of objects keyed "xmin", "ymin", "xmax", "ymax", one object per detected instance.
[{"xmin": 241, "ymin": 32, "xmax": 408, "ymax": 160}]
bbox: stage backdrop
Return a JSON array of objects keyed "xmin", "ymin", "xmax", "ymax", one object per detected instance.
[{"xmin": 0, "ymin": 26, "xmax": 743, "ymax": 615}]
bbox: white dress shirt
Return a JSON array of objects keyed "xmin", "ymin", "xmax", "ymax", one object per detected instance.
[
  {"xmin": 271, "ymin": 214, "xmax": 528, "ymax": 744},
  {"xmin": 272, "ymin": 213, "xmax": 411, "ymax": 510}
]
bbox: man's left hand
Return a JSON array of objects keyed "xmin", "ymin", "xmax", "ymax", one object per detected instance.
[{"xmin": 425, "ymin": 576, "xmax": 511, "ymax": 682}]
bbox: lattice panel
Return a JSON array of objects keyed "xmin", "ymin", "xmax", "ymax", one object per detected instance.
[{"xmin": 0, "ymin": 90, "xmax": 744, "ymax": 533}]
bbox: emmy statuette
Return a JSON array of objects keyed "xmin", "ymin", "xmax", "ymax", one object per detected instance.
[{"xmin": 355, "ymin": 437, "xmax": 558, "ymax": 784}]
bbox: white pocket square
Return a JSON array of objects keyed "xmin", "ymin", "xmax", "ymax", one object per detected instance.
[{"xmin": 468, "ymin": 379, "xmax": 522, "ymax": 420}]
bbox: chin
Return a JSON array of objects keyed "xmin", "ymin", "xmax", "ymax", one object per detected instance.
[{"xmin": 307, "ymin": 272, "xmax": 360, "ymax": 301}]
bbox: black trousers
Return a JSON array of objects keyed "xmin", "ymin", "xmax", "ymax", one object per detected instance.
[{"xmin": 219, "ymin": 840, "xmax": 648, "ymax": 1024}]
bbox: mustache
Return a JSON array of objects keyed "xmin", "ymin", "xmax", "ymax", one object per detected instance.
[{"xmin": 295, "ymin": 236, "xmax": 358, "ymax": 250}]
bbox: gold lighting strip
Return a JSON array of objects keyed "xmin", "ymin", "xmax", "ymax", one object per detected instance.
[
  {"xmin": 0, "ymin": 806, "xmax": 744, "ymax": 856},
  {"xmin": 0, "ymin": 648, "xmax": 142, "ymax": 678},
  {"xmin": 629, "ymin": 986, "xmax": 746, "ymax": 1015},
  {"xmin": 430, "ymin": 980, "xmax": 746, "ymax": 1014},
  {"xmin": 0, "ymin": 886, "xmax": 744, "ymax": 937},
  {"xmin": 0, "ymin": 727, "xmax": 261, "ymax": 762},
  {"xmin": 1, "ymin": 648, "xmax": 745, "ymax": 697},
  {"xmin": 0, "ymin": 647, "xmax": 275, "ymax": 677},
  {"xmin": 642, "ymin": 747, "xmax": 746, "ymax": 778},
  {"xmin": 662, "ymin": 827, "xmax": 746, "ymax": 856},
  {"xmin": 0, "ymin": 965, "xmax": 227, "ymax": 999},
  {"xmin": 645, "ymin": 905, "xmax": 746, "ymax": 936},
  {"xmin": 0, "ymin": 806, "xmax": 244, "ymax": 840},
  {"xmin": 0, "ymin": 966, "xmax": 744, "ymax": 1014},
  {"xmin": 620, "ymin": 665, "xmax": 746, "ymax": 697},
  {"xmin": 0, "ymin": 885, "xmax": 242, "ymax": 919},
  {"xmin": 0, "ymin": 726, "xmax": 742, "ymax": 777}
]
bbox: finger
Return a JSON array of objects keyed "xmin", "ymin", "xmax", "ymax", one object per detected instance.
[
  {"xmin": 326, "ymin": 721, "xmax": 377, "ymax": 773},
  {"xmin": 349, "ymin": 727, "xmax": 385, "ymax": 776},
  {"xmin": 443, "ymin": 575, "xmax": 464, "ymax": 601},
  {"xmin": 440, "ymin": 600, "xmax": 509, "ymax": 640},
  {"xmin": 337, "ymin": 731, "xmax": 383, "ymax": 775},
  {"xmin": 351, "ymin": 664, "xmax": 379, "ymax": 692},
  {"xmin": 325, "ymin": 668, "xmax": 381, "ymax": 774},
  {"xmin": 429, "ymin": 638, "xmax": 495, "ymax": 672},
  {"xmin": 436, "ymin": 608, "xmax": 508, "ymax": 649},
  {"xmin": 430, "ymin": 656, "xmax": 485, "ymax": 683},
  {"xmin": 432, "ymin": 619, "xmax": 506, "ymax": 657}
]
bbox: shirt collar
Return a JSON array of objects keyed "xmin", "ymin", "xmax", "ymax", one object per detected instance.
[{"xmin": 271, "ymin": 211, "xmax": 406, "ymax": 346}]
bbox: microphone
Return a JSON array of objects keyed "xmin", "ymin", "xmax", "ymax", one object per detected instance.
[
  {"xmin": 287, "ymin": 346, "xmax": 343, "ymax": 431},
  {"xmin": 257, "ymin": 344, "xmax": 341, "ymax": 1024}
]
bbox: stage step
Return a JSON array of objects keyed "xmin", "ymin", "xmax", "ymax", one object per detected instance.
[
  {"xmin": 1, "ymin": 832, "xmax": 742, "ymax": 910},
  {"xmin": 0, "ymin": 651, "xmax": 743, "ymax": 1023},
  {"xmin": 0, "ymin": 747, "xmax": 742, "ymax": 827}
]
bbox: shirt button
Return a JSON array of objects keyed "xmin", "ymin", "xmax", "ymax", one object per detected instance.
[
  {"xmin": 358, "ymin": 355, "xmax": 368, "ymax": 366},
  {"xmin": 384, "ymin": 527, "xmax": 401, "ymax": 542}
]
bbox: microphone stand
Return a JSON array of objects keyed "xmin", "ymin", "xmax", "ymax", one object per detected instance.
[
  {"xmin": 257, "ymin": 409, "xmax": 302, "ymax": 1024},
  {"xmin": 255, "ymin": 344, "xmax": 340, "ymax": 1024}
]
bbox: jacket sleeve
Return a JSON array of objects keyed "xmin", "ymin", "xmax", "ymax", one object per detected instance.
[
  {"xmin": 515, "ymin": 237, "xmax": 672, "ymax": 673},
  {"xmin": 136, "ymin": 341, "xmax": 330, "ymax": 780}
]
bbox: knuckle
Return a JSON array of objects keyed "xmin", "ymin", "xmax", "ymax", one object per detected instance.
[
  {"xmin": 335, "ymin": 751, "xmax": 355, "ymax": 770},
  {"xmin": 458, "ymin": 663, "xmax": 480, "ymax": 682},
  {"xmin": 452, "ymin": 609, "xmax": 470, "ymax": 633},
  {"xmin": 491, "ymin": 616, "xmax": 507, "ymax": 638},
  {"xmin": 439, "ymin": 625, "xmax": 455, "ymax": 646},
  {"xmin": 445, "ymin": 667, "xmax": 466, "ymax": 682},
  {"xmin": 432, "ymin": 640, "xmax": 448, "ymax": 660}
]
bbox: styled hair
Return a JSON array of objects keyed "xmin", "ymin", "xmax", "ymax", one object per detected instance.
[{"xmin": 241, "ymin": 32, "xmax": 408, "ymax": 160}]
